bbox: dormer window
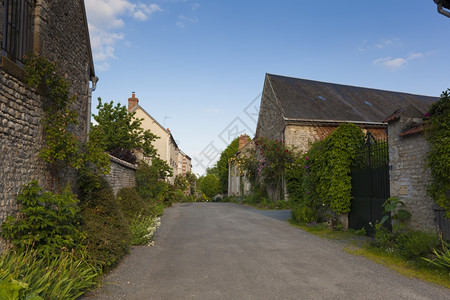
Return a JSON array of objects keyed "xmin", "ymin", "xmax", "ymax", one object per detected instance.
[{"xmin": 2, "ymin": 0, "xmax": 35, "ymax": 66}]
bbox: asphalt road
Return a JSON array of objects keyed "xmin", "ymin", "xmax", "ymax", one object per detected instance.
[{"xmin": 87, "ymin": 202, "xmax": 449, "ymax": 299}]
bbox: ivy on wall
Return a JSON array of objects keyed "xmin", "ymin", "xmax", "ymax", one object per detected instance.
[
  {"xmin": 425, "ymin": 89, "xmax": 450, "ymax": 217},
  {"xmin": 24, "ymin": 53, "xmax": 109, "ymax": 191},
  {"xmin": 286, "ymin": 123, "xmax": 365, "ymax": 220}
]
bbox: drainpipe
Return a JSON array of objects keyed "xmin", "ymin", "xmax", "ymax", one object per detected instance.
[{"xmin": 86, "ymin": 76, "xmax": 99, "ymax": 141}]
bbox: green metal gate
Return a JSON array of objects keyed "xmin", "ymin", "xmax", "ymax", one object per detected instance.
[{"xmin": 349, "ymin": 132, "xmax": 391, "ymax": 234}]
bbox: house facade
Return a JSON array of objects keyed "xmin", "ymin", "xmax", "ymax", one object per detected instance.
[
  {"xmin": 128, "ymin": 93, "xmax": 190, "ymax": 184},
  {"xmin": 0, "ymin": 0, "xmax": 96, "ymax": 249}
]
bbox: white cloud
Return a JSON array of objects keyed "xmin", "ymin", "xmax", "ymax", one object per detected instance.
[
  {"xmin": 375, "ymin": 38, "xmax": 399, "ymax": 49},
  {"xmin": 373, "ymin": 52, "xmax": 424, "ymax": 71},
  {"xmin": 408, "ymin": 52, "xmax": 423, "ymax": 60},
  {"xmin": 373, "ymin": 57, "xmax": 407, "ymax": 70},
  {"xmin": 176, "ymin": 14, "xmax": 198, "ymax": 28},
  {"xmin": 85, "ymin": 0, "xmax": 162, "ymax": 70},
  {"xmin": 359, "ymin": 38, "xmax": 401, "ymax": 51}
]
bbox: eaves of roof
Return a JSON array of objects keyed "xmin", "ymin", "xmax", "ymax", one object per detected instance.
[{"xmin": 130, "ymin": 105, "xmax": 169, "ymax": 135}]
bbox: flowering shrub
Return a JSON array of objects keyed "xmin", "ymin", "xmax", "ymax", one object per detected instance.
[
  {"xmin": 130, "ymin": 214, "xmax": 161, "ymax": 246},
  {"xmin": 253, "ymin": 137, "xmax": 295, "ymax": 200}
]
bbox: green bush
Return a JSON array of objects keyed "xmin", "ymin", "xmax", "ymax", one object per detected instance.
[
  {"xmin": 292, "ymin": 204, "xmax": 316, "ymax": 224},
  {"xmin": 136, "ymin": 160, "xmax": 173, "ymax": 201},
  {"xmin": 0, "ymin": 249, "xmax": 100, "ymax": 300},
  {"xmin": 397, "ymin": 231, "xmax": 439, "ymax": 260},
  {"xmin": 79, "ymin": 178, "xmax": 130, "ymax": 271},
  {"xmin": 174, "ymin": 189, "xmax": 187, "ymax": 203},
  {"xmin": 1, "ymin": 181, "xmax": 84, "ymax": 256},
  {"xmin": 424, "ymin": 241, "xmax": 450, "ymax": 270},
  {"xmin": 373, "ymin": 224, "xmax": 397, "ymax": 252},
  {"xmin": 117, "ymin": 187, "xmax": 147, "ymax": 221}
]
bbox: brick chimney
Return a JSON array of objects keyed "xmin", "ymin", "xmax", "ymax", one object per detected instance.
[
  {"xmin": 128, "ymin": 92, "xmax": 139, "ymax": 111},
  {"xmin": 238, "ymin": 134, "xmax": 250, "ymax": 150}
]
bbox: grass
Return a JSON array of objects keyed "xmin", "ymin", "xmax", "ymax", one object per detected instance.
[{"xmin": 289, "ymin": 220, "xmax": 450, "ymax": 289}]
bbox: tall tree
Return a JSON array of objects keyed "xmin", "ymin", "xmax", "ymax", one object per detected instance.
[{"xmin": 91, "ymin": 98, "xmax": 158, "ymax": 158}]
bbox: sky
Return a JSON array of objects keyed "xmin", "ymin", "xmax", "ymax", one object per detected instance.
[{"xmin": 84, "ymin": 0, "xmax": 450, "ymax": 176}]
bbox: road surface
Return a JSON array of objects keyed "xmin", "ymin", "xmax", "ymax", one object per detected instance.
[{"xmin": 87, "ymin": 202, "xmax": 449, "ymax": 299}]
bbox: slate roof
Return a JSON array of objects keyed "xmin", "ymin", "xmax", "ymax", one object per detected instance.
[{"xmin": 266, "ymin": 74, "xmax": 437, "ymax": 124}]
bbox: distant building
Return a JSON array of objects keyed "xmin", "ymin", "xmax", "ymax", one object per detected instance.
[{"xmin": 128, "ymin": 93, "xmax": 190, "ymax": 183}]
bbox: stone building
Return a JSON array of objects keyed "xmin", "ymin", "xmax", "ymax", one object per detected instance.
[
  {"xmin": 385, "ymin": 105, "xmax": 444, "ymax": 234},
  {"xmin": 256, "ymin": 74, "xmax": 437, "ymax": 152},
  {"xmin": 128, "ymin": 93, "xmax": 190, "ymax": 184},
  {"xmin": 228, "ymin": 134, "xmax": 253, "ymax": 197},
  {"xmin": 0, "ymin": 0, "xmax": 96, "ymax": 247},
  {"xmin": 255, "ymin": 74, "xmax": 437, "ymax": 201}
]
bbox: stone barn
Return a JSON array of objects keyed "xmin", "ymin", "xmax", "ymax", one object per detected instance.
[{"xmin": 256, "ymin": 73, "xmax": 437, "ymax": 153}]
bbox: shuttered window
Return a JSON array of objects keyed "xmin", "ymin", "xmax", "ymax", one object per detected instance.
[{"xmin": 2, "ymin": 0, "xmax": 34, "ymax": 65}]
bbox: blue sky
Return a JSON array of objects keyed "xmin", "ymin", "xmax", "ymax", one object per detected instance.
[{"xmin": 85, "ymin": 0, "xmax": 450, "ymax": 175}]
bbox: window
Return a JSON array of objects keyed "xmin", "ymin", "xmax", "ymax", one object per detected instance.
[{"xmin": 2, "ymin": 0, "xmax": 34, "ymax": 65}]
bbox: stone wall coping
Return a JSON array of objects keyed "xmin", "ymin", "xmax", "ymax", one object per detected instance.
[{"xmin": 109, "ymin": 154, "xmax": 138, "ymax": 170}]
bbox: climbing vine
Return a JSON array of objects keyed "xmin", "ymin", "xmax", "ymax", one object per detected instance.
[
  {"xmin": 24, "ymin": 53, "xmax": 109, "ymax": 191},
  {"xmin": 286, "ymin": 123, "xmax": 365, "ymax": 220},
  {"xmin": 425, "ymin": 89, "xmax": 450, "ymax": 217}
]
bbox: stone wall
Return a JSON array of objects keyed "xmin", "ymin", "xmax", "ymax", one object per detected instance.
[
  {"xmin": 255, "ymin": 76, "xmax": 285, "ymax": 140},
  {"xmin": 0, "ymin": 0, "xmax": 93, "ymax": 251},
  {"xmin": 0, "ymin": 71, "xmax": 47, "ymax": 253},
  {"xmin": 105, "ymin": 156, "xmax": 138, "ymax": 196},
  {"xmin": 285, "ymin": 124, "xmax": 386, "ymax": 153},
  {"xmin": 388, "ymin": 117, "xmax": 436, "ymax": 233}
]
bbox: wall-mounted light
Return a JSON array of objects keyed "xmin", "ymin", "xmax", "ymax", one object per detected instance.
[{"xmin": 434, "ymin": 0, "xmax": 450, "ymax": 18}]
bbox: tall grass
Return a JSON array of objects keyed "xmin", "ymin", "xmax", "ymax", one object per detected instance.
[{"xmin": 0, "ymin": 248, "xmax": 101, "ymax": 299}]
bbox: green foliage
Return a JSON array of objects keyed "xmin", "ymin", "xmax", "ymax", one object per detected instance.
[
  {"xmin": 117, "ymin": 187, "xmax": 148, "ymax": 222},
  {"xmin": 380, "ymin": 197, "xmax": 411, "ymax": 233},
  {"xmin": 314, "ymin": 124, "xmax": 365, "ymax": 214},
  {"xmin": 425, "ymin": 90, "xmax": 450, "ymax": 217},
  {"xmin": 130, "ymin": 214, "xmax": 161, "ymax": 246},
  {"xmin": 291, "ymin": 204, "xmax": 316, "ymax": 224},
  {"xmin": 254, "ymin": 137, "xmax": 295, "ymax": 200},
  {"xmin": 0, "ymin": 276, "xmax": 42, "ymax": 300},
  {"xmin": 0, "ymin": 249, "xmax": 100, "ymax": 300},
  {"xmin": 286, "ymin": 123, "xmax": 365, "ymax": 216},
  {"xmin": 24, "ymin": 53, "xmax": 110, "ymax": 191},
  {"xmin": 1, "ymin": 181, "xmax": 84, "ymax": 255},
  {"xmin": 91, "ymin": 98, "xmax": 158, "ymax": 157},
  {"xmin": 397, "ymin": 231, "xmax": 439, "ymax": 260},
  {"xmin": 216, "ymin": 138, "xmax": 240, "ymax": 193},
  {"xmin": 198, "ymin": 174, "xmax": 221, "ymax": 199},
  {"xmin": 174, "ymin": 174, "xmax": 189, "ymax": 192},
  {"xmin": 78, "ymin": 178, "xmax": 130, "ymax": 271},
  {"xmin": 135, "ymin": 159, "xmax": 173, "ymax": 205},
  {"xmin": 424, "ymin": 241, "xmax": 450, "ymax": 270}
]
